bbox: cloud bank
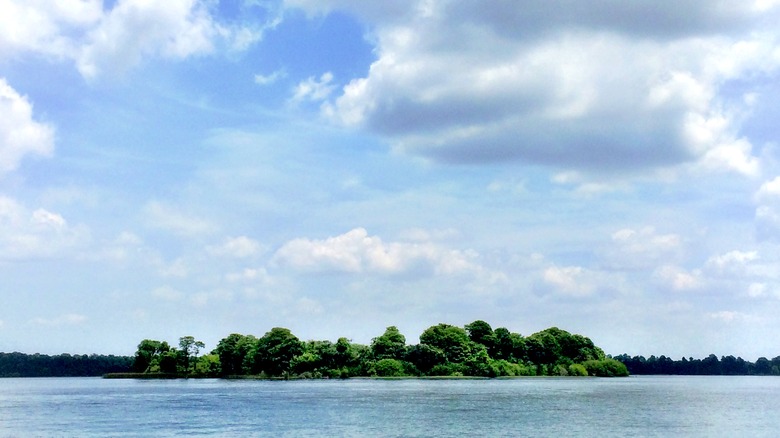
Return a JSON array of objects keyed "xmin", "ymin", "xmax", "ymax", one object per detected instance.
[{"xmin": 291, "ymin": 0, "xmax": 780, "ymax": 174}]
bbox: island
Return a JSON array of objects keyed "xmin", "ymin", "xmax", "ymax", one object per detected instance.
[{"xmin": 115, "ymin": 321, "xmax": 629, "ymax": 379}]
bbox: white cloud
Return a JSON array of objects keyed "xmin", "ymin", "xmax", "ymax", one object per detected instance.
[
  {"xmin": 540, "ymin": 265, "xmax": 614, "ymax": 298},
  {"xmin": 226, "ymin": 267, "xmax": 272, "ymax": 283},
  {"xmin": 602, "ymin": 227, "xmax": 682, "ymax": 270},
  {"xmin": 0, "ymin": 0, "xmax": 102, "ymax": 59},
  {"xmin": 94, "ymin": 231, "xmax": 147, "ymax": 262},
  {"xmin": 30, "ymin": 313, "xmax": 87, "ymax": 326},
  {"xmin": 0, "ymin": 196, "xmax": 89, "ymax": 260},
  {"xmin": 301, "ymin": 0, "xmax": 780, "ymax": 175},
  {"xmin": 708, "ymin": 310, "xmax": 758, "ymax": 323},
  {"xmin": 143, "ymin": 200, "xmax": 216, "ymax": 237},
  {"xmin": 151, "ymin": 285, "xmax": 185, "ymax": 302},
  {"xmin": 77, "ymin": 0, "xmax": 221, "ymax": 77},
  {"xmin": 207, "ymin": 236, "xmax": 263, "ymax": 258},
  {"xmin": 0, "ymin": 78, "xmax": 55, "ymax": 175},
  {"xmin": 1, "ymin": 0, "xmax": 269, "ymax": 78},
  {"xmin": 705, "ymin": 250, "xmax": 759, "ymax": 277},
  {"xmin": 755, "ymin": 176, "xmax": 780, "ymax": 241},
  {"xmin": 654, "ymin": 265, "xmax": 703, "ymax": 291},
  {"xmin": 158, "ymin": 258, "xmax": 189, "ymax": 278},
  {"xmin": 272, "ymin": 227, "xmax": 482, "ymax": 277},
  {"xmin": 254, "ymin": 69, "xmax": 286, "ymax": 86},
  {"xmin": 290, "ymin": 72, "xmax": 336, "ymax": 103}
]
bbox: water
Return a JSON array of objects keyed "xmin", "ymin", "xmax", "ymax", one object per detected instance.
[{"xmin": 1, "ymin": 376, "xmax": 778, "ymax": 437}]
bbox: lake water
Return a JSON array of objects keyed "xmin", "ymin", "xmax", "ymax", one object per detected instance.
[{"xmin": 1, "ymin": 376, "xmax": 778, "ymax": 437}]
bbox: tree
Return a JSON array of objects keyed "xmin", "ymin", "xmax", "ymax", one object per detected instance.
[
  {"xmin": 214, "ymin": 334, "xmax": 256, "ymax": 376},
  {"xmin": 465, "ymin": 320, "xmax": 496, "ymax": 353},
  {"xmin": 463, "ymin": 345, "xmax": 493, "ymax": 377},
  {"xmin": 755, "ymin": 357, "xmax": 772, "ymax": 375},
  {"xmin": 371, "ymin": 326, "xmax": 407, "ymax": 360},
  {"xmin": 491, "ymin": 328, "xmax": 514, "ymax": 360},
  {"xmin": 405, "ymin": 343, "xmax": 446, "ymax": 374},
  {"xmin": 132, "ymin": 339, "xmax": 169, "ymax": 373},
  {"xmin": 195, "ymin": 354, "xmax": 221, "ymax": 377},
  {"xmin": 178, "ymin": 336, "xmax": 205, "ymax": 374},
  {"xmin": 251, "ymin": 327, "xmax": 303, "ymax": 376},
  {"xmin": 373, "ymin": 358, "xmax": 406, "ymax": 377},
  {"xmin": 419, "ymin": 323, "xmax": 473, "ymax": 364}
]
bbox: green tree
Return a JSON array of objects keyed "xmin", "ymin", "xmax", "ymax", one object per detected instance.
[
  {"xmin": 334, "ymin": 337, "xmax": 357, "ymax": 369},
  {"xmin": 371, "ymin": 326, "xmax": 407, "ymax": 360},
  {"xmin": 526, "ymin": 329, "xmax": 561, "ymax": 366},
  {"xmin": 251, "ymin": 327, "xmax": 303, "ymax": 376},
  {"xmin": 159, "ymin": 351, "xmax": 178, "ymax": 374},
  {"xmin": 132, "ymin": 339, "xmax": 170, "ymax": 373},
  {"xmin": 213, "ymin": 334, "xmax": 256, "ymax": 376},
  {"xmin": 178, "ymin": 336, "xmax": 205, "ymax": 374},
  {"xmin": 373, "ymin": 358, "xmax": 406, "ymax": 377},
  {"xmin": 419, "ymin": 323, "xmax": 473, "ymax": 364},
  {"xmin": 582, "ymin": 358, "xmax": 629, "ymax": 377},
  {"xmin": 405, "ymin": 343, "xmax": 446, "ymax": 375},
  {"xmin": 465, "ymin": 320, "xmax": 496, "ymax": 354},
  {"xmin": 195, "ymin": 354, "xmax": 221, "ymax": 377},
  {"xmin": 463, "ymin": 345, "xmax": 493, "ymax": 377},
  {"xmin": 491, "ymin": 328, "xmax": 514, "ymax": 360}
]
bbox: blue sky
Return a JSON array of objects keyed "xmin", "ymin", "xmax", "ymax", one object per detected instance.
[{"xmin": 2, "ymin": 0, "xmax": 780, "ymax": 360}]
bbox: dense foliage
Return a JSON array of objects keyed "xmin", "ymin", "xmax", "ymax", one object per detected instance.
[
  {"xmin": 130, "ymin": 321, "xmax": 628, "ymax": 378},
  {"xmin": 0, "ymin": 352, "xmax": 132, "ymax": 377},
  {"xmin": 615, "ymin": 354, "xmax": 780, "ymax": 375}
]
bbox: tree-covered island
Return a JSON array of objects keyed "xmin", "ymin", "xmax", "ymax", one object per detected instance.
[{"xmin": 123, "ymin": 321, "xmax": 629, "ymax": 379}]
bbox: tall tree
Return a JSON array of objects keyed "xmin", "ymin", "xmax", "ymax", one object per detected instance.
[
  {"xmin": 419, "ymin": 323, "xmax": 473, "ymax": 363},
  {"xmin": 213, "ymin": 334, "xmax": 256, "ymax": 376},
  {"xmin": 371, "ymin": 326, "xmax": 407, "ymax": 360},
  {"xmin": 251, "ymin": 327, "xmax": 303, "ymax": 376},
  {"xmin": 178, "ymin": 336, "xmax": 205, "ymax": 374},
  {"xmin": 465, "ymin": 320, "xmax": 496, "ymax": 353}
]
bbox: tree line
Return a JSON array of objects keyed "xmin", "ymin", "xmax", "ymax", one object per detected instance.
[
  {"xmin": 129, "ymin": 321, "xmax": 629, "ymax": 378},
  {"xmin": 0, "ymin": 352, "xmax": 132, "ymax": 377},
  {"xmin": 614, "ymin": 354, "xmax": 780, "ymax": 375}
]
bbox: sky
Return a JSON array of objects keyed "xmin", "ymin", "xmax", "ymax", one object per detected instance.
[{"xmin": 2, "ymin": 0, "xmax": 780, "ymax": 360}]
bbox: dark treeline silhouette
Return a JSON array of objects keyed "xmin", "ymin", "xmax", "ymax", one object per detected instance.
[
  {"xmin": 0, "ymin": 352, "xmax": 132, "ymax": 377},
  {"xmin": 614, "ymin": 354, "xmax": 780, "ymax": 375}
]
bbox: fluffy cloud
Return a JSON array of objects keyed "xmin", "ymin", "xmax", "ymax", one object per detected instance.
[
  {"xmin": 0, "ymin": 0, "xmax": 102, "ymax": 58},
  {"xmin": 151, "ymin": 285, "xmax": 185, "ymax": 302},
  {"xmin": 77, "ymin": 0, "xmax": 222, "ymax": 77},
  {"xmin": 601, "ymin": 227, "xmax": 682, "ymax": 270},
  {"xmin": 143, "ymin": 200, "xmax": 216, "ymax": 237},
  {"xmin": 542, "ymin": 265, "xmax": 599, "ymax": 297},
  {"xmin": 290, "ymin": 72, "xmax": 337, "ymax": 103},
  {"xmin": 207, "ymin": 236, "xmax": 263, "ymax": 258},
  {"xmin": 755, "ymin": 176, "xmax": 780, "ymax": 241},
  {"xmin": 272, "ymin": 227, "xmax": 483, "ymax": 277},
  {"xmin": 705, "ymin": 250, "xmax": 759, "ymax": 277},
  {"xmin": 0, "ymin": 0, "xmax": 269, "ymax": 78},
  {"xmin": 298, "ymin": 0, "xmax": 780, "ymax": 174},
  {"xmin": 0, "ymin": 196, "xmax": 88, "ymax": 259},
  {"xmin": 654, "ymin": 265, "xmax": 703, "ymax": 291},
  {"xmin": 0, "ymin": 79, "xmax": 55, "ymax": 175}
]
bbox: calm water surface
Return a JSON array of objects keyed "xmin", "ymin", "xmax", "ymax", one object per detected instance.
[{"xmin": 1, "ymin": 376, "xmax": 778, "ymax": 437}]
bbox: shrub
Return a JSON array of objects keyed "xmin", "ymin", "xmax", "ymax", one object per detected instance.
[
  {"xmin": 582, "ymin": 358, "xmax": 629, "ymax": 377},
  {"xmin": 374, "ymin": 359, "xmax": 406, "ymax": 377},
  {"xmin": 428, "ymin": 363, "xmax": 465, "ymax": 376},
  {"xmin": 568, "ymin": 363, "xmax": 588, "ymax": 376}
]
